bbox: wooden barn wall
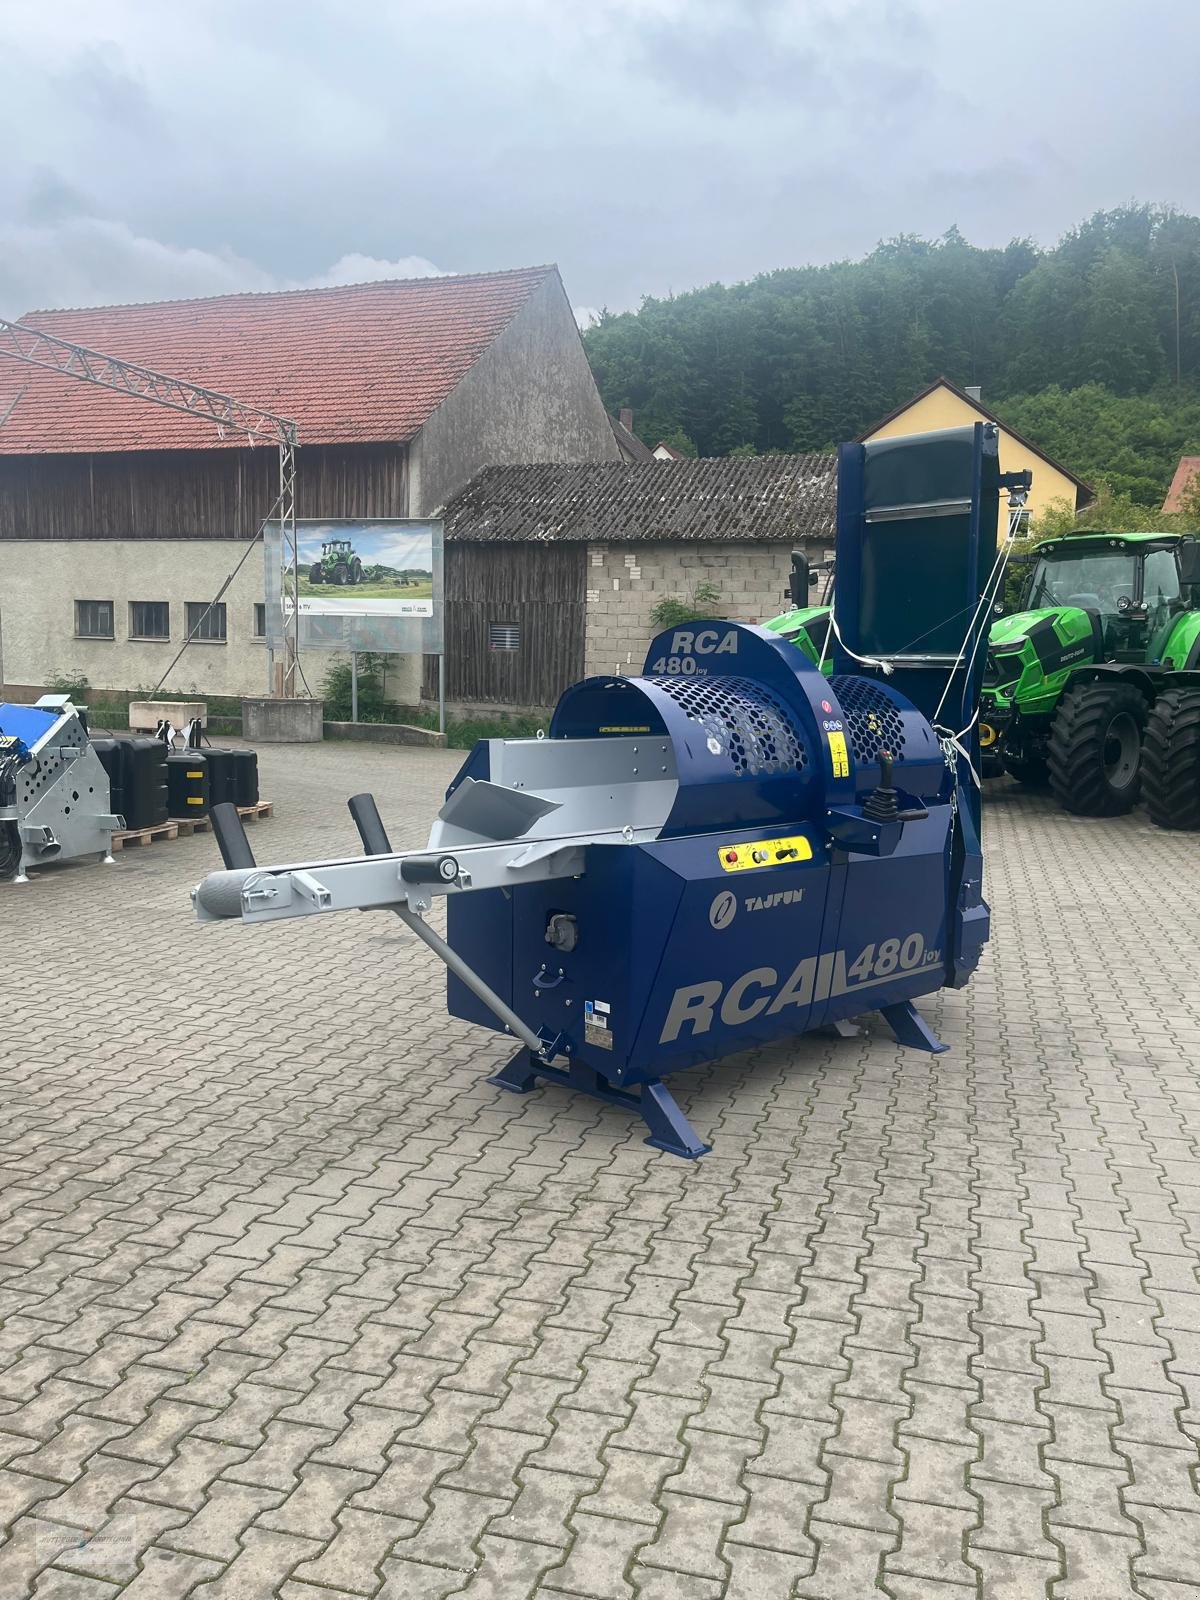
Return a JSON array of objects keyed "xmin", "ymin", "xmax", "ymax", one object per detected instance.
[
  {"xmin": 0, "ymin": 444, "xmax": 408, "ymax": 539},
  {"xmin": 425, "ymin": 543, "xmax": 586, "ymax": 707}
]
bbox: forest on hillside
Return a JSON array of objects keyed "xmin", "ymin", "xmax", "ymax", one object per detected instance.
[{"xmin": 583, "ymin": 206, "xmax": 1200, "ymax": 507}]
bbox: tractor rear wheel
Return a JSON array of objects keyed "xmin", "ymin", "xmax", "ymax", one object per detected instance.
[
  {"xmin": 349, "ymin": 557, "xmax": 363, "ymax": 583},
  {"xmin": 1047, "ymin": 681, "xmax": 1146, "ymax": 816},
  {"xmin": 333, "ymin": 563, "xmax": 349, "ymax": 585},
  {"xmin": 1142, "ymin": 687, "xmax": 1200, "ymax": 830}
]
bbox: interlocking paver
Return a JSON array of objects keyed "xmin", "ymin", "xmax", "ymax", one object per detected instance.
[{"xmin": 4, "ymin": 747, "xmax": 1200, "ymax": 1597}]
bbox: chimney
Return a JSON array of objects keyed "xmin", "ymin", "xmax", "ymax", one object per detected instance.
[
  {"xmin": 964, "ymin": 384, "xmax": 982, "ymax": 403},
  {"xmin": 619, "ymin": 407, "xmax": 634, "ymax": 431}
]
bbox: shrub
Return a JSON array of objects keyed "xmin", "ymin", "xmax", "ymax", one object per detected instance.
[{"xmin": 648, "ymin": 580, "xmax": 722, "ymax": 631}]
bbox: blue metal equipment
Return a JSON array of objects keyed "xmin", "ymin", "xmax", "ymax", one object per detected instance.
[
  {"xmin": 192, "ymin": 425, "xmax": 1014, "ymax": 1157},
  {"xmin": 1, "ymin": 696, "xmax": 123, "ymax": 881}
]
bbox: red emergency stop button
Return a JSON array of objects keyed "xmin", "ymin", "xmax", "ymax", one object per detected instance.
[{"xmin": 724, "ymin": 850, "xmax": 738, "ymax": 863}]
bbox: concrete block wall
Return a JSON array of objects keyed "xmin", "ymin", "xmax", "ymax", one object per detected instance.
[{"xmin": 583, "ymin": 541, "xmax": 804, "ymax": 678}]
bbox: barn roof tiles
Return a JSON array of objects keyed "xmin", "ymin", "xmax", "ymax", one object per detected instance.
[
  {"xmin": 442, "ymin": 456, "xmax": 836, "ymax": 543},
  {"xmin": 0, "ymin": 266, "xmax": 557, "ymax": 455}
]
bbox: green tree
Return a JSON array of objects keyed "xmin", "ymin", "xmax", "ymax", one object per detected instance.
[
  {"xmin": 583, "ymin": 204, "xmax": 1200, "ymax": 508},
  {"xmin": 656, "ymin": 427, "xmax": 697, "ymax": 457}
]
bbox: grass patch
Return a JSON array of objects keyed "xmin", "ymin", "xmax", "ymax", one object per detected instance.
[{"xmin": 397, "ymin": 708, "xmax": 545, "ymax": 749}]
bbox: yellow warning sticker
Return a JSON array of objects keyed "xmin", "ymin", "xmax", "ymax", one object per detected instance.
[{"xmin": 828, "ymin": 731, "xmax": 850, "ymax": 778}]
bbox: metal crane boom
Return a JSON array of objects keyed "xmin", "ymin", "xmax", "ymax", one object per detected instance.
[{"xmin": 0, "ymin": 317, "xmax": 302, "ymax": 695}]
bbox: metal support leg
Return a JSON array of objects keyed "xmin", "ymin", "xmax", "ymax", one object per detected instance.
[
  {"xmin": 489, "ymin": 1050, "xmax": 711, "ymax": 1159},
  {"xmin": 640, "ymin": 1081, "xmax": 711, "ymax": 1159},
  {"xmin": 881, "ymin": 1000, "xmax": 949, "ymax": 1055},
  {"xmin": 488, "ymin": 1048, "xmax": 542, "ymax": 1094}
]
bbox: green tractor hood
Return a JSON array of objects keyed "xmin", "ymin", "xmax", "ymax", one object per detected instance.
[
  {"xmin": 760, "ymin": 605, "xmax": 832, "ymax": 674},
  {"xmin": 983, "ymin": 606, "xmax": 1100, "ymax": 722}
]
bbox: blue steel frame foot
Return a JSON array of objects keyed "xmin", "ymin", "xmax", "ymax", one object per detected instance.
[
  {"xmin": 881, "ymin": 1000, "xmax": 949, "ymax": 1055},
  {"xmin": 639, "ymin": 1081, "xmax": 711, "ymax": 1159},
  {"xmin": 488, "ymin": 1050, "xmax": 711, "ymax": 1159}
]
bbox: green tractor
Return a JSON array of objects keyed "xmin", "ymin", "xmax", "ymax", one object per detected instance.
[
  {"xmin": 309, "ymin": 538, "xmax": 364, "ymax": 586},
  {"xmin": 761, "ymin": 537, "xmax": 1200, "ymax": 829},
  {"xmin": 761, "ymin": 551, "xmax": 835, "ymax": 673},
  {"xmin": 980, "ymin": 531, "xmax": 1200, "ymax": 826}
]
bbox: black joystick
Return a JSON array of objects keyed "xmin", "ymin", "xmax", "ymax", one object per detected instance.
[{"xmin": 863, "ymin": 750, "xmax": 900, "ymax": 824}]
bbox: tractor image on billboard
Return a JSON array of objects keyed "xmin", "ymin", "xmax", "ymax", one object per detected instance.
[{"xmin": 308, "ymin": 538, "xmax": 363, "ymax": 586}]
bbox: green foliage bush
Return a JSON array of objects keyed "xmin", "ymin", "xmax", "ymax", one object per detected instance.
[
  {"xmin": 649, "ymin": 581, "xmax": 722, "ymax": 631},
  {"xmin": 320, "ymin": 653, "xmax": 401, "ymax": 724}
]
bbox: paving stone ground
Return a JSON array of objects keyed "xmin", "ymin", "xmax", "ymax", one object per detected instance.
[{"xmin": 2, "ymin": 739, "xmax": 1200, "ymax": 1600}]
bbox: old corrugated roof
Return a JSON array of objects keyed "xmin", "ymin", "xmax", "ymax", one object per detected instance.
[
  {"xmin": 0, "ymin": 266, "xmax": 557, "ymax": 455},
  {"xmin": 608, "ymin": 412, "xmax": 655, "ymax": 463},
  {"xmin": 442, "ymin": 456, "xmax": 836, "ymax": 543}
]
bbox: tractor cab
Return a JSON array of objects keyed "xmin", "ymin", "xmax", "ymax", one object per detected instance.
[
  {"xmin": 322, "ymin": 539, "xmax": 353, "ymax": 556},
  {"xmin": 1021, "ymin": 533, "xmax": 1188, "ymax": 662}
]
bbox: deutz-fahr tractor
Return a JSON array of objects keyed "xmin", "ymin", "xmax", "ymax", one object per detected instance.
[
  {"xmin": 980, "ymin": 531, "xmax": 1200, "ymax": 827},
  {"xmin": 761, "ymin": 551, "xmax": 835, "ymax": 673},
  {"xmin": 309, "ymin": 539, "xmax": 364, "ymax": 586}
]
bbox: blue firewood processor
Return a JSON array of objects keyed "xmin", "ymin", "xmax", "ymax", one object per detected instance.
[{"xmin": 193, "ymin": 424, "xmax": 1029, "ymax": 1157}]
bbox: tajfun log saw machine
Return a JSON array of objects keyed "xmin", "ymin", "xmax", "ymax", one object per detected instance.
[{"xmin": 194, "ymin": 425, "xmax": 1014, "ymax": 1157}]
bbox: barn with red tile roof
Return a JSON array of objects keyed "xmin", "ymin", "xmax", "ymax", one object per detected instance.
[{"xmin": 0, "ymin": 265, "xmax": 619, "ymax": 699}]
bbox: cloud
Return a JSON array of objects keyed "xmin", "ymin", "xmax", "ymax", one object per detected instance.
[
  {"xmin": 0, "ymin": 217, "xmax": 277, "ymax": 316},
  {"xmin": 0, "ymin": 0, "xmax": 1196, "ymax": 320},
  {"xmin": 0, "ymin": 214, "xmax": 449, "ymax": 319},
  {"xmin": 308, "ymin": 253, "xmax": 446, "ymax": 289},
  {"xmin": 574, "ymin": 306, "xmax": 602, "ymax": 330}
]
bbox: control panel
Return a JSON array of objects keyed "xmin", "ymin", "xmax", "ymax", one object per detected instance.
[{"xmin": 717, "ymin": 834, "xmax": 814, "ymax": 873}]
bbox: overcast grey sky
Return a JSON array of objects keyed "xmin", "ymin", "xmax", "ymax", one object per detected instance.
[{"xmin": 2, "ymin": 0, "xmax": 1196, "ymax": 322}]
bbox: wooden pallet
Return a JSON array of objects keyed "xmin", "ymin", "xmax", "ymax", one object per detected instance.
[
  {"xmin": 175, "ymin": 801, "xmax": 274, "ymax": 838},
  {"xmin": 110, "ymin": 820, "xmax": 179, "ymax": 852}
]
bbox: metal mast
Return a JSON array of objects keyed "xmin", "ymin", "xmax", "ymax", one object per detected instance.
[{"xmin": 0, "ymin": 319, "xmax": 302, "ymax": 695}]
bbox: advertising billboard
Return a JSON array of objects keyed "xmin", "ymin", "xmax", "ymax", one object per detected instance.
[{"xmin": 263, "ymin": 518, "xmax": 444, "ymax": 655}]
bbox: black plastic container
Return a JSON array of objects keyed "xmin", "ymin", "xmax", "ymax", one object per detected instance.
[
  {"xmin": 204, "ymin": 747, "xmax": 237, "ymax": 808},
  {"xmin": 229, "ymin": 749, "xmax": 259, "ymax": 807},
  {"xmin": 167, "ymin": 749, "xmax": 209, "ymax": 819},
  {"xmin": 119, "ymin": 738, "xmax": 168, "ymax": 829},
  {"xmin": 90, "ymin": 737, "xmax": 125, "ymax": 820}
]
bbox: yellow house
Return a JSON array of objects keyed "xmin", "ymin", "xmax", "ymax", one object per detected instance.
[{"xmin": 862, "ymin": 377, "xmax": 1092, "ymax": 524}]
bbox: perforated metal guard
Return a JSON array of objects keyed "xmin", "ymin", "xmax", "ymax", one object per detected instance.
[
  {"xmin": 647, "ymin": 675, "xmax": 808, "ymax": 777},
  {"xmin": 830, "ymin": 675, "xmax": 907, "ymax": 763}
]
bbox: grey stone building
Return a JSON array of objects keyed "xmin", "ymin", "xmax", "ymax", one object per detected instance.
[
  {"xmin": 438, "ymin": 455, "xmax": 836, "ymax": 712},
  {"xmin": 0, "ymin": 265, "xmax": 619, "ymax": 701}
]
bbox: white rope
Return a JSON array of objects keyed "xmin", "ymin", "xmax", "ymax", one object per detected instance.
[
  {"xmin": 824, "ymin": 605, "xmax": 894, "ymax": 675},
  {"xmin": 931, "ymin": 500, "xmax": 1024, "ymax": 729},
  {"xmin": 931, "ymin": 495, "xmax": 1029, "ymax": 791},
  {"xmin": 936, "ymin": 712, "xmax": 982, "ymax": 790}
]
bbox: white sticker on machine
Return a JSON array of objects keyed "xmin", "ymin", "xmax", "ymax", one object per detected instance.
[{"xmin": 584, "ymin": 1000, "xmax": 614, "ymax": 1050}]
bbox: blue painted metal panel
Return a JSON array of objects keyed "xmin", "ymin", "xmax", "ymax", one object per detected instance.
[{"xmin": 0, "ymin": 704, "xmax": 57, "ymax": 746}]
